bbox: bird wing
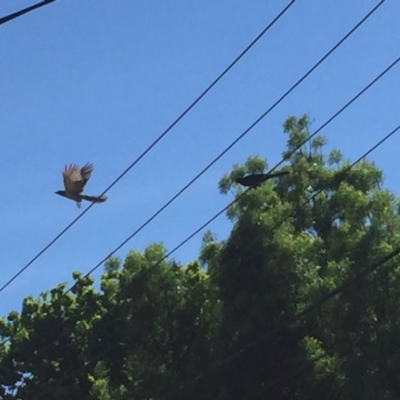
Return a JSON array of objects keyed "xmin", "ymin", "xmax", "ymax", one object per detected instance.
[
  {"xmin": 63, "ymin": 163, "xmax": 93, "ymax": 194},
  {"xmin": 80, "ymin": 162, "xmax": 94, "ymax": 189}
]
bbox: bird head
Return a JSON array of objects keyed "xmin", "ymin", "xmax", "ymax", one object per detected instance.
[
  {"xmin": 55, "ymin": 190, "xmax": 66, "ymax": 197},
  {"xmin": 234, "ymin": 177, "xmax": 247, "ymax": 186}
]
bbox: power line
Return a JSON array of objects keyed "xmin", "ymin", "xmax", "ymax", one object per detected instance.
[
  {"xmin": 0, "ymin": 1, "xmax": 295, "ymax": 295},
  {"xmin": 76, "ymin": 53, "xmax": 399, "ymax": 292},
  {"xmin": 63, "ymin": 1, "xmax": 388, "ymax": 292},
  {"xmin": 147, "ymin": 99, "xmax": 400, "ymax": 399},
  {"xmin": 0, "ymin": 0, "xmax": 55, "ymax": 26},
  {"xmin": 165, "ymin": 122, "xmax": 400, "ymax": 397}
]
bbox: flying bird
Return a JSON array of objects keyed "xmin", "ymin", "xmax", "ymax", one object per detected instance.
[
  {"xmin": 235, "ymin": 171, "xmax": 289, "ymax": 188},
  {"xmin": 55, "ymin": 163, "xmax": 108, "ymax": 208}
]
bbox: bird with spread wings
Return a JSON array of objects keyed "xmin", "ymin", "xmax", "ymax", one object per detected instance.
[{"xmin": 55, "ymin": 163, "xmax": 108, "ymax": 208}]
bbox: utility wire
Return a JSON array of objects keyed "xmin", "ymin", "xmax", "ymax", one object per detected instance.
[
  {"xmin": 62, "ymin": 1, "xmax": 388, "ymax": 293},
  {"xmin": 29, "ymin": 64, "xmax": 399, "ymax": 400},
  {"xmin": 0, "ymin": 0, "xmax": 55, "ymax": 26},
  {"xmin": 72, "ymin": 54, "xmax": 400, "ymax": 292},
  {"xmin": 165, "ymin": 123, "xmax": 400, "ymax": 398},
  {"xmin": 0, "ymin": 1, "xmax": 295, "ymax": 295}
]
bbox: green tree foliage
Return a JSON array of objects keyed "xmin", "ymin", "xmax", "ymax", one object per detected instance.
[{"xmin": 1, "ymin": 115, "xmax": 400, "ymax": 399}]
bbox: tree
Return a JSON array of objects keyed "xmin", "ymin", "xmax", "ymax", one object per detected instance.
[{"xmin": 1, "ymin": 115, "xmax": 400, "ymax": 399}]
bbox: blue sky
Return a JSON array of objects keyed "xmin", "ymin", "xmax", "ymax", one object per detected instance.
[{"xmin": 1, "ymin": 0, "xmax": 399, "ymax": 316}]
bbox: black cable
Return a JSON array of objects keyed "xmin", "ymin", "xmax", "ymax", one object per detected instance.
[
  {"xmin": 59, "ymin": 1, "xmax": 388, "ymax": 293},
  {"xmin": 0, "ymin": 0, "xmax": 55, "ymax": 26},
  {"xmin": 156, "ymin": 121, "xmax": 400, "ymax": 400},
  {"xmin": 166, "ymin": 160, "xmax": 400, "ymax": 398},
  {"xmin": 0, "ymin": 1, "xmax": 295, "ymax": 295},
  {"xmin": 73, "ymin": 54, "xmax": 400, "ymax": 291}
]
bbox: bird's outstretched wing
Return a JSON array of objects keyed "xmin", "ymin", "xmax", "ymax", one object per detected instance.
[
  {"xmin": 80, "ymin": 162, "xmax": 94, "ymax": 188},
  {"xmin": 235, "ymin": 171, "xmax": 289, "ymax": 187},
  {"xmin": 63, "ymin": 163, "xmax": 94, "ymax": 194}
]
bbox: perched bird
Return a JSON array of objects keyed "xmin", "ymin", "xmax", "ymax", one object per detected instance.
[
  {"xmin": 55, "ymin": 163, "xmax": 108, "ymax": 208},
  {"xmin": 235, "ymin": 171, "xmax": 289, "ymax": 188}
]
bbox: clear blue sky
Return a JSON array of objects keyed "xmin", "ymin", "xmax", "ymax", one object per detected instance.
[{"xmin": 1, "ymin": 0, "xmax": 399, "ymax": 316}]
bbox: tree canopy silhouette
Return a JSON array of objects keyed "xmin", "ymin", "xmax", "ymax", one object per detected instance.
[{"xmin": 1, "ymin": 115, "xmax": 400, "ymax": 400}]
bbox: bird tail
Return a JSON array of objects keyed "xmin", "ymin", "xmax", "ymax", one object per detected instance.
[
  {"xmin": 254, "ymin": 171, "xmax": 290, "ymax": 186},
  {"xmin": 80, "ymin": 194, "xmax": 108, "ymax": 203},
  {"xmin": 264, "ymin": 171, "xmax": 289, "ymax": 179}
]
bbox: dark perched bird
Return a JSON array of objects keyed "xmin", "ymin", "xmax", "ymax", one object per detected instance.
[
  {"xmin": 55, "ymin": 163, "xmax": 108, "ymax": 208},
  {"xmin": 235, "ymin": 171, "xmax": 289, "ymax": 188}
]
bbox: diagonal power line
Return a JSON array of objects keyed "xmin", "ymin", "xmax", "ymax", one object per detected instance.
[
  {"xmin": 68, "ymin": 2, "xmax": 389, "ymax": 289},
  {"xmin": 0, "ymin": 0, "xmax": 55, "ymax": 26},
  {"xmin": 0, "ymin": 1, "xmax": 295, "ymax": 294},
  {"xmin": 164, "ymin": 121, "xmax": 400, "ymax": 398},
  {"xmin": 173, "ymin": 232, "xmax": 400, "ymax": 399}
]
